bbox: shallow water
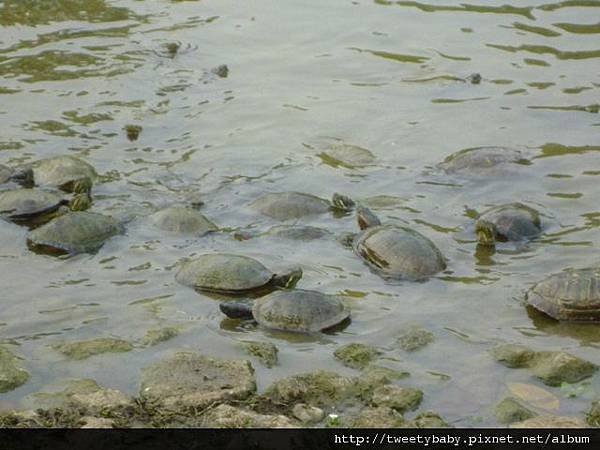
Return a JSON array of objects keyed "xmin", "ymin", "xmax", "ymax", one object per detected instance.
[{"xmin": 0, "ymin": 0, "xmax": 599, "ymax": 425}]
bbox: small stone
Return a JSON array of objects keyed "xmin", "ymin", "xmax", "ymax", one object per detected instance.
[
  {"xmin": 52, "ymin": 338, "xmax": 133, "ymax": 360},
  {"xmin": 291, "ymin": 403, "xmax": 325, "ymax": 424},
  {"xmin": 370, "ymin": 385, "xmax": 423, "ymax": 413},
  {"xmin": 495, "ymin": 397, "xmax": 536, "ymax": 424},
  {"xmin": 140, "ymin": 352, "xmax": 256, "ymax": 411},
  {"xmin": 511, "ymin": 415, "xmax": 588, "ymax": 428},
  {"xmin": 80, "ymin": 417, "xmax": 115, "ymax": 428},
  {"xmin": 491, "ymin": 344, "xmax": 536, "ymax": 368},
  {"xmin": 349, "ymin": 406, "xmax": 404, "ymax": 428},
  {"xmin": 530, "ymin": 351, "xmax": 597, "ymax": 386},
  {"xmin": 396, "ymin": 326, "xmax": 434, "ymax": 352},
  {"xmin": 240, "ymin": 341, "xmax": 279, "ymax": 368},
  {"xmin": 355, "ymin": 365, "xmax": 410, "ymax": 400},
  {"xmin": 334, "ymin": 343, "xmax": 380, "ymax": 369},
  {"xmin": 141, "ymin": 327, "xmax": 179, "ymax": 346},
  {"xmin": 0, "ymin": 346, "xmax": 30, "ymax": 393},
  {"xmin": 411, "ymin": 411, "xmax": 451, "ymax": 428},
  {"xmin": 201, "ymin": 404, "xmax": 295, "ymax": 428}
]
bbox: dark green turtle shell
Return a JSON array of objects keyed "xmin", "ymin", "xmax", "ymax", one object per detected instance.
[
  {"xmin": 526, "ymin": 268, "xmax": 600, "ymax": 322},
  {"xmin": 354, "ymin": 225, "xmax": 446, "ymax": 280},
  {"xmin": 27, "ymin": 211, "xmax": 123, "ymax": 255},
  {"xmin": 249, "ymin": 192, "xmax": 331, "ymax": 220},
  {"xmin": 27, "ymin": 155, "xmax": 97, "ymax": 192},
  {"xmin": 438, "ymin": 147, "xmax": 527, "ymax": 176},
  {"xmin": 0, "ymin": 189, "xmax": 67, "ymax": 226},
  {"xmin": 477, "ymin": 203, "xmax": 542, "ymax": 241},
  {"xmin": 150, "ymin": 207, "xmax": 217, "ymax": 235},
  {"xmin": 252, "ymin": 289, "xmax": 349, "ymax": 333}
]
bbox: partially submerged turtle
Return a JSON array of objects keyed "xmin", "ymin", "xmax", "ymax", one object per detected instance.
[
  {"xmin": 27, "ymin": 211, "xmax": 123, "ymax": 255},
  {"xmin": 476, "ymin": 203, "xmax": 542, "ymax": 246},
  {"xmin": 249, "ymin": 192, "xmax": 354, "ymax": 220},
  {"xmin": 437, "ymin": 146, "xmax": 529, "ymax": 177},
  {"xmin": 345, "ymin": 207, "xmax": 446, "ymax": 280},
  {"xmin": 235, "ymin": 225, "xmax": 331, "ymax": 242},
  {"xmin": 0, "ymin": 189, "xmax": 91, "ymax": 228},
  {"xmin": 319, "ymin": 143, "xmax": 376, "ymax": 169},
  {"xmin": 0, "ymin": 164, "xmax": 34, "ymax": 187},
  {"xmin": 220, "ymin": 289, "xmax": 350, "ymax": 333},
  {"xmin": 175, "ymin": 253, "xmax": 302, "ymax": 296},
  {"xmin": 25, "ymin": 155, "xmax": 97, "ymax": 193},
  {"xmin": 150, "ymin": 206, "xmax": 217, "ymax": 236},
  {"xmin": 526, "ymin": 268, "xmax": 600, "ymax": 322}
]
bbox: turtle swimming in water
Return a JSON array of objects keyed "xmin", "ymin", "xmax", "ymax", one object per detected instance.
[
  {"xmin": 24, "ymin": 155, "xmax": 97, "ymax": 193},
  {"xmin": 175, "ymin": 253, "xmax": 302, "ymax": 296},
  {"xmin": 344, "ymin": 206, "xmax": 446, "ymax": 281},
  {"xmin": 220, "ymin": 289, "xmax": 350, "ymax": 333},
  {"xmin": 437, "ymin": 146, "xmax": 529, "ymax": 178},
  {"xmin": 0, "ymin": 165, "xmax": 34, "ymax": 188},
  {"xmin": 249, "ymin": 192, "xmax": 354, "ymax": 221},
  {"xmin": 526, "ymin": 268, "xmax": 600, "ymax": 322},
  {"xmin": 234, "ymin": 225, "xmax": 331, "ymax": 242},
  {"xmin": 0, "ymin": 189, "xmax": 91, "ymax": 228},
  {"xmin": 476, "ymin": 203, "xmax": 542, "ymax": 247},
  {"xmin": 150, "ymin": 206, "xmax": 217, "ymax": 236}
]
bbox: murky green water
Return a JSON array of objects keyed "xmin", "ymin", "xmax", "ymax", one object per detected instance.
[{"xmin": 1, "ymin": 0, "xmax": 599, "ymax": 426}]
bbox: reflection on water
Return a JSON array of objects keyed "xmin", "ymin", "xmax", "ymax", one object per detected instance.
[{"xmin": 0, "ymin": 0, "xmax": 599, "ymax": 426}]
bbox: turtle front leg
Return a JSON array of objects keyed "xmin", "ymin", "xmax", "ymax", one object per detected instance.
[{"xmin": 60, "ymin": 177, "xmax": 93, "ymax": 194}]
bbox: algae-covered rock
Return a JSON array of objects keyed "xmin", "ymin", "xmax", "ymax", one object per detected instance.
[
  {"xmin": 0, "ymin": 346, "xmax": 30, "ymax": 393},
  {"xmin": 140, "ymin": 352, "xmax": 256, "ymax": 411},
  {"xmin": 201, "ymin": 404, "xmax": 295, "ymax": 428},
  {"xmin": 491, "ymin": 344, "xmax": 536, "ymax": 368},
  {"xmin": 410, "ymin": 411, "xmax": 451, "ymax": 428},
  {"xmin": 334, "ymin": 343, "xmax": 380, "ymax": 369},
  {"xmin": 511, "ymin": 415, "xmax": 588, "ymax": 428},
  {"xmin": 530, "ymin": 351, "xmax": 597, "ymax": 386},
  {"xmin": 349, "ymin": 406, "xmax": 405, "ymax": 428},
  {"xmin": 587, "ymin": 400, "xmax": 600, "ymax": 427},
  {"xmin": 263, "ymin": 370, "xmax": 355, "ymax": 407},
  {"xmin": 52, "ymin": 338, "xmax": 133, "ymax": 360},
  {"xmin": 141, "ymin": 327, "xmax": 179, "ymax": 346},
  {"xmin": 80, "ymin": 417, "xmax": 115, "ymax": 428},
  {"xmin": 494, "ymin": 397, "xmax": 536, "ymax": 424},
  {"xmin": 239, "ymin": 340, "xmax": 279, "ymax": 368},
  {"xmin": 291, "ymin": 403, "xmax": 325, "ymax": 424},
  {"xmin": 355, "ymin": 365, "xmax": 410, "ymax": 400},
  {"xmin": 370, "ymin": 385, "xmax": 423, "ymax": 413},
  {"xmin": 396, "ymin": 326, "xmax": 434, "ymax": 352}
]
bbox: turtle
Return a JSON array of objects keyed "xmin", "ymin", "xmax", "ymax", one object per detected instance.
[
  {"xmin": 234, "ymin": 225, "xmax": 331, "ymax": 242},
  {"xmin": 344, "ymin": 206, "xmax": 446, "ymax": 280},
  {"xmin": 27, "ymin": 211, "xmax": 124, "ymax": 255},
  {"xmin": 526, "ymin": 268, "xmax": 600, "ymax": 322},
  {"xmin": 175, "ymin": 253, "xmax": 302, "ymax": 296},
  {"xmin": 248, "ymin": 192, "xmax": 354, "ymax": 221},
  {"xmin": 475, "ymin": 203, "xmax": 542, "ymax": 247},
  {"xmin": 437, "ymin": 146, "xmax": 529, "ymax": 177},
  {"xmin": 25, "ymin": 155, "xmax": 97, "ymax": 193},
  {"xmin": 0, "ymin": 164, "xmax": 34, "ymax": 187},
  {"xmin": 0, "ymin": 189, "xmax": 91, "ymax": 228},
  {"xmin": 219, "ymin": 289, "xmax": 350, "ymax": 333},
  {"xmin": 318, "ymin": 143, "xmax": 376, "ymax": 169},
  {"xmin": 150, "ymin": 206, "xmax": 217, "ymax": 236}
]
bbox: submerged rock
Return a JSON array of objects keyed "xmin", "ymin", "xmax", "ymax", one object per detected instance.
[
  {"xmin": 239, "ymin": 340, "xmax": 279, "ymax": 368},
  {"xmin": 140, "ymin": 352, "xmax": 256, "ymax": 411},
  {"xmin": 396, "ymin": 326, "xmax": 434, "ymax": 352},
  {"xmin": 0, "ymin": 346, "xmax": 30, "ymax": 393},
  {"xmin": 291, "ymin": 403, "xmax": 325, "ymax": 424},
  {"xmin": 494, "ymin": 397, "xmax": 537, "ymax": 424},
  {"xmin": 334, "ymin": 343, "xmax": 380, "ymax": 369},
  {"xmin": 141, "ymin": 327, "xmax": 179, "ymax": 346},
  {"xmin": 370, "ymin": 385, "xmax": 423, "ymax": 413},
  {"xmin": 511, "ymin": 415, "xmax": 588, "ymax": 428},
  {"xmin": 349, "ymin": 406, "xmax": 405, "ymax": 428},
  {"xmin": 491, "ymin": 344, "xmax": 536, "ymax": 368},
  {"xmin": 52, "ymin": 338, "xmax": 133, "ymax": 360},
  {"xmin": 355, "ymin": 365, "xmax": 410, "ymax": 400},
  {"xmin": 409, "ymin": 411, "xmax": 451, "ymax": 428},
  {"xmin": 201, "ymin": 404, "xmax": 295, "ymax": 428}
]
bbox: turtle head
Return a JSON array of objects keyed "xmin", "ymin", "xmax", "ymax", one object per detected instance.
[
  {"xmin": 273, "ymin": 266, "xmax": 303, "ymax": 289},
  {"xmin": 337, "ymin": 232, "xmax": 357, "ymax": 249},
  {"xmin": 331, "ymin": 193, "xmax": 355, "ymax": 212},
  {"xmin": 69, "ymin": 193, "xmax": 92, "ymax": 212},
  {"xmin": 219, "ymin": 302, "xmax": 254, "ymax": 320},
  {"xmin": 10, "ymin": 167, "xmax": 34, "ymax": 188},
  {"xmin": 476, "ymin": 220, "xmax": 497, "ymax": 246},
  {"xmin": 357, "ymin": 206, "xmax": 381, "ymax": 230}
]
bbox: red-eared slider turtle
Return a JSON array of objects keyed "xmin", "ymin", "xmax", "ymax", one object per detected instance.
[
  {"xmin": 27, "ymin": 211, "xmax": 123, "ymax": 255},
  {"xmin": 249, "ymin": 192, "xmax": 354, "ymax": 220},
  {"xmin": 150, "ymin": 206, "xmax": 217, "ymax": 236},
  {"xmin": 175, "ymin": 253, "xmax": 302, "ymax": 296},
  {"xmin": 0, "ymin": 165, "xmax": 34, "ymax": 187},
  {"xmin": 476, "ymin": 203, "xmax": 542, "ymax": 246},
  {"xmin": 347, "ymin": 207, "xmax": 446, "ymax": 280},
  {"xmin": 25, "ymin": 155, "xmax": 97, "ymax": 193},
  {"xmin": 526, "ymin": 268, "xmax": 600, "ymax": 322},
  {"xmin": 0, "ymin": 189, "xmax": 91, "ymax": 228},
  {"xmin": 438, "ymin": 147, "xmax": 529, "ymax": 177},
  {"xmin": 220, "ymin": 289, "xmax": 350, "ymax": 333}
]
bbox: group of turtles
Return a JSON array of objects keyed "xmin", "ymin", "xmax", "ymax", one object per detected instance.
[{"xmin": 1, "ymin": 146, "xmax": 599, "ymax": 337}]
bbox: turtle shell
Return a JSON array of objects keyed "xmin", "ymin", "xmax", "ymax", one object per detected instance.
[
  {"xmin": 175, "ymin": 253, "xmax": 275, "ymax": 294},
  {"xmin": 150, "ymin": 207, "xmax": 217, "ymax": 235},
  {"xmin": 27, "ymin": 211, "xmax": 123, "ymax": 255},
  {"xmin": 28, "ymin": 155, "xmax": 97, "ymax": 192},
  {"xmin": 0, "ymin": 189, "xmax": 65, "ymax": 225},
  {"xmin": 249, "ymin": 192, "xmax": 331, "ymax": 220},
  {"xmin": 478, "ymin": 203, "xmax": 542, "ymax": 241},
  {"xmin": 0, "ymin": 165, "xmax": 13, "ymax": 184},
  {"xmin": 526, "ymin": 268, "xmax": 600, "ymax": 322},
  {"xmin": 252, "ymin": 289, "xmax": 349, "ymax": 333},
  {"xmin": 438, "ymin": 147, "xmax": 527, "ymax": 176},
  {"xmin": 354, "ymin": 225, "xmax": 446, "ymax": 280}
]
